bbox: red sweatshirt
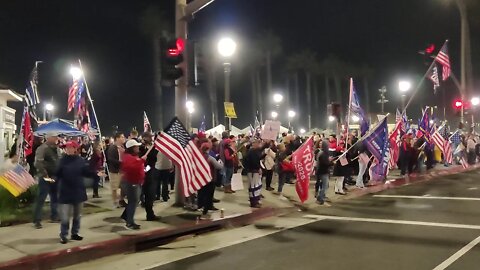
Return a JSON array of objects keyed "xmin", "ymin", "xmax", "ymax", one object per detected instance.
[{"xmin": 121, "ymin": 153, "xmax": 145, "ymax": 185}]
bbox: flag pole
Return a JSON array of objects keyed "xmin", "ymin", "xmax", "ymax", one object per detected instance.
[
  {"xmin": 77, "ymin": 59, "xmax": 109, "ymax": 178},
  {"xmin": 346, "ymin": 78, "xmax": 353, "ymax": 136}
]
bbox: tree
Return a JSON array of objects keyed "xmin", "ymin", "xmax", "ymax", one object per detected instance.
[
  {"xmin": 257, "ymin": 31, "xmax": 282, "ymax": 107},
  {"xmin": 139, "ymin": 5, "xmax": 171, "ymax": 129}
]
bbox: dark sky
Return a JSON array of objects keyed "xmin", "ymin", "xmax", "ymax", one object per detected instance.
[{"xmin": 0, "ymin": 0, "xmax": 478, "ymax": 134}]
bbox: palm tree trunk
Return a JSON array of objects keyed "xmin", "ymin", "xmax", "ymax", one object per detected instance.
[
  {"xmin": 266, "ymin": 51, "xmax": 272, "ymax": 105},
  {"xmin": 325, "ymin": 75, "xmax": 331, "ymax": 105},
  {"xmin": 207, "ymin": 57, "xmax": 218, "ymax": 127},
  {"xmin": 285, "ymin": 75, "xmax": 290, "ymax": 112},
  {"xmin": 256, "ymin": 70, "xmax": 263, "ymax": 123},
  {"xmin": 294, "ymin": 72, "xmax": 300, "ymax": 113},
  {"xmin": 333, "ymin": 76, "xmax": 342, "ymax": 118},
  {"xmin": 306, "ymin": 72, "xmax": 312, "ymax": 130},
  {"xmin": 251, "ymin": 71, "xmax": 257, "ymax": 122},
  {"xmin": 313, "ymin": 77, "xmax": 319, "ymax": 127},
  {"xmin": 153, "ymin": 36, "xmax": 163, "ymax": 129}
]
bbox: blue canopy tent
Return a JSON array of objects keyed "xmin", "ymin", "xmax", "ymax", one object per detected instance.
[{"xmin": 34, "ymin": 118, "xmax": 86, "ymax": 137}]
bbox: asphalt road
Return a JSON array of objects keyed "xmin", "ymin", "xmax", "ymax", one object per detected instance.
[{"xmin": 152, "ymin": 170, "xmax": 480, "ymax": 270}]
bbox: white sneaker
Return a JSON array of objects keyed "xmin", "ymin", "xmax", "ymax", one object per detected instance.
[{"xmin": 279, "ymin": 195, "xmax": 288, "ymax": 201}]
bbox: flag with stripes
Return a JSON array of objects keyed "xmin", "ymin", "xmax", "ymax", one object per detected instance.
[
  {"xmin": 428, "ymin": 63, "xmax": 440, "ymax": 93},
  {"xmin": 254, "ymin": 114, "xmax": 262, "ymax": 138},
  {"xmin": 460, "ymin": 156, "xmax": 469, "ymax": 169},
  {"xmin": 0, "ymin": 164, "xmax": 36, "ymax": 197},
  {"xmin": 432, "ymin": 125, "xmax": 453, "ymax": 164},
  {"xmin": 67, "ymin": 78, "xmax": 84, "ymax": 112},
  {"xmin": 435, "ymin": 41, "xmax": 451, "ymax": 81},
  {"xmin": 16, "ymin": 106, "xmax": 34, "ymax": 164},
  {"xmin": 25, "ymin": 64, "xmax": 40, "ymax": 107},
  {"xmin": 154, "ymin": 117, "xmax": 212, "ymax": 197},
  {"xmin": 388, "ymin": 120, "xmax": 402, "ymax": 169},
  {"xmin": 143, "ymin": 111, "xmax": 152, "ymax": 133}
]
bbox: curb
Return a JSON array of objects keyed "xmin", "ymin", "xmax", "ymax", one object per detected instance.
[
  {"xmin": 0, "ymin": 207, "xmax": 278, "ymax": 270},
  {"xmin": 344, "ymin": 164, "xmax": 480, "ymax": 200}
]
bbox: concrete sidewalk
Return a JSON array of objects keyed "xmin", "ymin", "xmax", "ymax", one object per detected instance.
[{"xmin": 0, "ymin": 163, "xmax": 473, "ymax": 270}]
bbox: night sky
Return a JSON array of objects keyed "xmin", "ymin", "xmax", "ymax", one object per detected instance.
[{"xmin": 0, "ymin": 0, "xmax": 478, "ymax": 134}]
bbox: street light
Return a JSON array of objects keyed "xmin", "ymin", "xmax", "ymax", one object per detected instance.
[
  {"xmin": 287, "ymin": 110, "xmax": 295, "ymax": 132},
  {"xmin": 399, "ymin": 80, "xmax": 411, "ymax": 111},
  {"xmin": 273, "ymin": 93, "xmax": 284, "ymax": 104},
  {"xmin": 70, "ymin": 67, "xmax": 83, "ymax": 80},
  {"xmin": 299, "ymin": 128, "xmax": 306, "ymax": 135},
  {"xmin": 271, "ymin": 111, "xmax": 278, "ymax": 119},
  {"xmin": 328, "ymin": 116, "xmax": 336, "ymax": 122},
  {"xmin": 186, "ymin": 101, "xmax": 194, "ymax": 130},
  {"xmin": 471, "ymin": 97, "xmax": 479, "ymax": 131},
  {"xmin": 43, "ymin": 103, "xmax": 54, "ymax": 121},
  {"xmin": 352, "ymin": 115, "xmax": 360, "ymax": 123},
  {"xmin": 218, "ymin": 37, "xmax": 236, "ymax": 131},
  {"xmin": 471, "ymin": 97, "xmax": 479, "ymax": 106}
]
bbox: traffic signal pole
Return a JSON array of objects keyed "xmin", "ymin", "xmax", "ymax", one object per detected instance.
[{"xmin": 174, "ymin": 0, "xmax": 215, "ymax": 206}]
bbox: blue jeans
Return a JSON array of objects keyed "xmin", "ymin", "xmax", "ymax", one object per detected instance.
[
  {"xmin": 59, "ymin": 203, "xmax": 82, "ymax": 238},
  {"xmin": 316, "ymin": 174, "xmax": 329, "ymax": 203},
  {"xmin": 224, "ymin": 167, "xmax": 234, "ymax": 186},
  {"xmin": 33, "ymin": 177, "xmax": 58, "ymax": 223},
  {"xmin": 277, "ymin": 171, "xmax": 292, "ymax": 193},
  {"xmin": 121, "ymin": 182, "xmax": 141, "ymax": 225},
  {"xmin": 356, "ymin": 162, "xmax": 367, "ymax": 187}
]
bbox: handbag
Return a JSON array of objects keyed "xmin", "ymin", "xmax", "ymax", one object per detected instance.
[{"xmin": 231, "ymin": 173, "xmax": 244, "ymax": 191}]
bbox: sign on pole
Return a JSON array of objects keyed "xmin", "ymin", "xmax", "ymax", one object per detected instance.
[
  {"xmin": 224, "ymin": 102, "xmax": 237, "ymax": 119},
  {"xmin": 261, "ymin": 120, "xmax": 281, "ymax": 141}
]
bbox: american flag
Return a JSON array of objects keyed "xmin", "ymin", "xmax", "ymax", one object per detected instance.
[
  {"xmin": 154, "ymin": 117, "xmax": 212, "ymax": 197},
  {"xmin": 254, "ymin": 114, "xmax": 262, "ymax": 138},
  {"xmin": 143, "ymin": 111, "xmax": 152, "ymax": 133},
  {"xmin": 68, "ymin": 78, "xmax": 84, "ymax": 113},
  {"xmin": 428, "ymin": 63, "xmax": 440, "ymax": 93},
  {"xmin": 435, "ymin": 41, "xmax": 451, "ymax": 81},
  {"xmin": 25, "ymin": 63, "xmax": 40, "ymax": 107},
  {"xmin": 460, "ymin": 156, "xmax": 469, "ymax": 169},
  {"xmin": 432, "ymin": 125, "xmax": 453, "ymax": 164},
  {"xmin": 0, "ymin": 164, "xmax": 36, "ymax": 197}
]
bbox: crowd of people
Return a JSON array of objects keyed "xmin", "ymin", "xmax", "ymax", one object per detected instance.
[{"xmin": 4, "ymin": 125, "xmax": 479, "ymax": 244}]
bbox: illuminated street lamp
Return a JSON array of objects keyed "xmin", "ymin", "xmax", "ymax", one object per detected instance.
[
  {"xmin": 273, "ymin": 93, "xmax": 284, "ymax": 104},
  {"xmin": 328, "ymin": 116, "xmax": 336, "ymax": 122},
  {"xmin": 70, "ymin": 67, "xmax": 83, "ymax": 80},
  {"xmin": 299, "ymin": 128, "xmax": 306, "ymax": 135},
  {"xmin": 218, "ymin": 37, "xmax": 236, "ymax": 130},
  {"xmin": 352, "ymin": 115, "xmax": 360, "ymax": 123},
  {"xmin": 43, "ymin": 103, "xmax": 54, "ymax": 121},
  {"xmin": 287, "ymin": 109, "xmax": 296, "ymax": 132},
  {"xmin": 271, "ymin": 111, "xmax": 278, "ymax": 119},
  {"xmin": 399, "ymin": 80, "xmax": 411, "ymax": 111}
]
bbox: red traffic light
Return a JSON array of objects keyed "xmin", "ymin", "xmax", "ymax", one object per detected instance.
[
  {"xmin": 454, "ymin": 100, "xmax": 463, "ymax": 108},
  {"xmin": 166, "ymin": 38, "xmax": 185, "ymax": 57},
  {"xmin": 425, "ymin": 44, "xmax": 435, "ymax": 54}
]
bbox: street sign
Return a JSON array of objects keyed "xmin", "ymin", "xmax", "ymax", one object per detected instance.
[{"xmin": 224, "ymin": 102, "xmax": 237, "ymax": 118}]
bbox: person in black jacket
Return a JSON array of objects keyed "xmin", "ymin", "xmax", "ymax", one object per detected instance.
[
  {"xmin": 244, "ymin": 140, "xmax": 266, "ymax": 208},
  {"xmin": 107, "ymin": 133, "xmax": 126, "ymax": 208},
  {"xmin": 139, "ymin": 132, "xmax": 159, "ymax": 221},
  {"xmin": 316, "ymin": 140, "xmax": 332, "ymax": 205},
  {"xmin": 56, "ymin": 140, "xmax": 98, "ymax": 244}
]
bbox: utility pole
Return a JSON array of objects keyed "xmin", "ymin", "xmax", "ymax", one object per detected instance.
[
  {"xmin": 377, "ymin": 86, "xmax": 388, "ymax": 114},
  {"xmin": 174, "ymin": 0, "xmax": 215, "ymax": 206}
]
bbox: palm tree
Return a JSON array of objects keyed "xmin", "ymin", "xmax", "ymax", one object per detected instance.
[
  {"xmin": 139, "ymin": 5, "xmax": 170, "ymax": 129},
  {"xmin": 358, "ymin": 64, "xmax": 374, "ymax": 114},
  {"xmin": 319, "ymin": 55, "xmax": 349, "ymax": 118},
  {"xmin": 257, "ymin": 31, "xmax": 282, "ymax": 104}
]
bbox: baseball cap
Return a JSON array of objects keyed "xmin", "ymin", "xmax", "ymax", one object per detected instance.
[
  {"xmin": 65, "ymin": 140, "xmax": 80, "ymax": 149},
  {"xmin": 126, "ymin": 139, "xmax": 142, "ymax": 149}
]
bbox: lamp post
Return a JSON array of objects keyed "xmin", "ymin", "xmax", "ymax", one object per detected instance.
[
  {"xmin": 43, "ymin": 103, "xmax": 54, "ymax": 121},
  {"xmin": 287, "ymin": 110, "xmax": 295, "ymax": 132},
  {"xmin": 218, "ymin": 37, "xmax": 236, "ymax": 131},
  {"xmin": 186, "ymin": 100, "xmax": 194, "ymax": 132},
  {"xmin": 377, "ymin": 86, "xmax": 388, "ymax": 114},
  {"xmin": 399, "ymin": 80, "xmax": 411, "ymax": 112},
  {"xmin": 471, "ymin": 97, "xmax": 479, "ymax": 132},
  {"xmin": 271, "ymin": 111, "xmax": 278, "ymax": 120}
]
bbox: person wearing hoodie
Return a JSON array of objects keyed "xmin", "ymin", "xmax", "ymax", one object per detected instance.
[
  {"xmin": 316, "ymin": 140, "xmax": 332, "ymax": 206},
  {"xmin": 56, "ymin": 140, "xmax": 98, "ymax": 244},
  {"xmin": 223, "ymin": 139, "xmax": 236, "ymax": 193},
  {"xmin": 120, "ymin": 139, "xmax": 146, "ymax": 230}
]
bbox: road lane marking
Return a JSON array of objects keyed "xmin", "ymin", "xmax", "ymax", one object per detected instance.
[
  {"xmin": 373, "ymin": 195, "xmax": 480, "ymax": 201},
  {"xmin": 433, "ymin": 235, "xmax": 480, "ymax": 270},
  {"xmin": 303, "ymin": 215, "xmax": 480, "ymax": 230}
]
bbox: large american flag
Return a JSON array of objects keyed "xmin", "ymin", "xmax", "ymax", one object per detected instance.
[
  {"xmin": 432, "ymin": 126, "xmax": 453, "ymax": 164},
  {"xmin": 154, "ymin": 117, "xmax": 212, "ymax": 197},
  {"xmin": 435, "ymin": 41, "xmax": 451, "ymax": 81},
  {"xmin": 67, "ymin": 78, "xmax": 84, "ymax": 113}
]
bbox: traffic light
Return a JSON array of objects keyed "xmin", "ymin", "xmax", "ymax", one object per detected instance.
[
  {"xmin": 419, "ymin": 43, "xmax": 435, "ymax": 66},
  {"xmin": 327, "ymin": 102, "xmax": 341, "ymax": 120},
  {"xmin": 163, "ymin": 38, "xmax": 185, "ymax": 82},
  {"xmin": 454, "ymin": 100, "xmax": 463, "ymax": 109}
]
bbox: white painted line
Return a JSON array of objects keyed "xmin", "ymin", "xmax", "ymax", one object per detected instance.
[
  {"xmin": 373, "ymin": 195, "xmax": 480, "ymax": 201},
  {"xmin": 433, "ymin": 235, "xmax": 480, "ymax": 270},
  {"xmin": 303, "ymin": 214, "xmax": 480, "ymax": 230}
]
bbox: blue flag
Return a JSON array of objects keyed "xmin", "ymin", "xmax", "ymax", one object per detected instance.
[
  {"xmin": 349, "ymin": 79, "xmax": 369, "ymax": 136},
  {"xmin": 363, "ymin": 116, "xmax": 390, "ymax": 179}
]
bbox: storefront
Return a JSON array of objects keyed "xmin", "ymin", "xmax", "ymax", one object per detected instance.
[{"xmin": 0, "ymin": 88, "xmax": 23, "ymax": 164}]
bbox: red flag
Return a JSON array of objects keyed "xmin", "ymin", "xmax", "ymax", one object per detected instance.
[
  {"xmin": 22, "ymin": 108, "xmax": 34, "ymax": 157},
  {"xmin": 292, "ymin": 136, "xmax": 314, "ymax": 203},
  {"xmin": 388, "ymin": 120, "xmax": 402, "ymax": 169}
]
